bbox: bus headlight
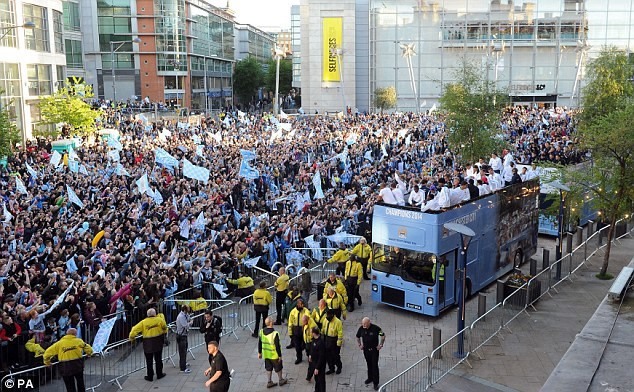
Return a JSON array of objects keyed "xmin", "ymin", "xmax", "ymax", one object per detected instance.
[
  {"xmin": 372, "ymin": 284, "xmax": 378, "ymax": 292},
  {"xmin": 426, "ymin": 297, "xmax": 434, "ymax": 305}
]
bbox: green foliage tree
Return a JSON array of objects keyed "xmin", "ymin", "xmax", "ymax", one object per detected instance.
[
  {"xmin": 264, "ymin": 58, "xmax": 292, "ymax": 98},
  {"xmin": 0, "ymin": 91, "xmax": 21, "ymax": 159},
  {"xmin": 574, "ymin": 48, "xmax": 634, "ymax": 278},
  {"xmin": 233, "ymin": 57, "xmax": 264, "ymax": 104},
  {"xmin": 374, "ymin": 86, "xmax": 397, "ymax": 113},
  {"xmin": 439, "ymin": 59, "xmax": 508, "ymax": 165},
  {"xmin": 38, "ymin": 78, "xmax": 99, "ymax": 137}
]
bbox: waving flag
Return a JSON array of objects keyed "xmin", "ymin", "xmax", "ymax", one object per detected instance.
[
  {"xmin": 346, "ymin": 133, "xmax": 358, "ymax": 145},
  {"xmin": 66, "ymin": 185, "xmax": 84, "ymax": 208},
  {"xmin": 243, "ymin": 256, "xmax": 261, "ymax": 268},
  {"xmin": 68, "ymin": 161, "xmax": 79, "ymax": 173},
  {"xmin": 233, "ymin": 209, "xmax": 242, "ymax": 226},
  {"xmin": 211, "ymin": 130, "xmax": 222, "ymax": 144},
  {"xmin": 240, "ymin": 149, "xmax": 257, "ymax": 161},
  {"xmin": 108, "ymin": 138, "xmax": 123, "ymax": 150},
  {"xmin": 192, "ymin": 134, "xmax": 201, "ymax": 144},
  {"xmin": 108, "ymin": 150, "xmax": 120, "ymax": 162},
  {"xmin": 154, "ymin": 147, "xmax": 179, "ymax": 169},
  {"xmin": 2, "ymin": 204, "xmax": 13, "ymax": 223},
  {"xmin": 115, "ymin": 163, "xmax": 130, "ymax": 176},
  {"xmin": 136, "ymin": 174, "xmax": 149, "ymax": 194},
  {"xmin": 381, "ymin": 144, "xmax": 388, "ymax": 161},
  {"xmin": 239, "ymin": 159, "xmax": 260, "ymax": 180},
  {"xmin": 179, "ymin": 218, "xmax": 190, "ymax": 239},
  {"xmin": 270, "ymin": 128, "xmax": 283, "ymax": 143},
  {"xmin": 15, "ymin": 178, "xmax": 27, "ymax": 195},
  {"xmin": 196, "ymin": 145, "xmax": 204, "ymax": 158},
  {"xmin": 68, "ymin": 148, "xmax": 80, "ymax": 162},
  {"xmin": 212, "ymin": 283, "xmax": 229, "ymax": 298},
  {"xmin": 50, "ymin": 151, "xmax": 62, "ymax": 167},
  {"xmin": 279, "ymin": 110, "xmax": 288, "ymax": 120},
  {"xmin": 312, "ymin": 171, "xmax": 325, "ymax": 199},
  {"xmin": 194, "ymin": 211, "xmax": 206, "ymax": 231},
  {"xmin": 152, "ymin": 188, "xmax": 163, "ymax": 204},
  {"xmin": 182, "ymin": 159, "xmax": 210, "ymax": 183},
  {"xmin": 66, "ymin": 256, "xmax": 78, "ymax": 274},
  {"xmin": 79, "ymin": 165, "xmax": 89, "ymax": 176},
  {"xmin": 364, "ymin": 150, "xmax": 374, "ymax": 162},
  {"xmin": 26, "ymin": 163, "xmax": 38, "ymax": 179}
]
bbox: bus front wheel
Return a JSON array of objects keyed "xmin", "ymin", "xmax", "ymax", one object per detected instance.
[{"xmin": 513, "ymin": 249, "xmax": 524, "ymax": 268}]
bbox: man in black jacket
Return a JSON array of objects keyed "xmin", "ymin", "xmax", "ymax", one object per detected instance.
[
  {"xmin": 309, "ymin": 327, "xmax": 326, "ymax": 392},
  {"xmin": 200, "ymin": 310, "xmax": 222, "ymax": 364}
]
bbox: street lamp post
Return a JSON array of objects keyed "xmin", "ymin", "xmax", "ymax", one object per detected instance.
[
  {"xmin": 0, "ymin": 21, "xmax": 35, "ymax": 41},
  {"xmin": 169, "ymin": 59, "xmax": 182, "ymax": 121},
  {"xmin": 400, "ymin": 43, "xmax": 419, "ymax": 113},
  {"xmin": 273, "ymin": 45, "xmax": 286, "ymax": 115},
  {"xmin": 550, "ymin": 180, "xmax": 570, "ymax": 277},
  {"xmin": 443, "ymin": 222, "xmax": 475, "ymax": 357},
  {"xmin": 110, "ymin": 37, "xmax": 141, "ymax": 104}
]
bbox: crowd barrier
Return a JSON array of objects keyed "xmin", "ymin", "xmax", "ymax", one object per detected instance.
[
  {"xmin": 0, "ymin": 353, "xmax": 103, "ymax": 392},
  {"xmin": 380, "ymin": 215, "xmax": 634, "ymax": 391}
]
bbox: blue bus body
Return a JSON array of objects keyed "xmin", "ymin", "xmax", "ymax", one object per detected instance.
[
  {"xmin": 538, "ymin": 190, "xmax": 598, "ymax": 236},
  {"xmin": 370, "ymin": 179, "xmax": 540, "ymax": 316}
]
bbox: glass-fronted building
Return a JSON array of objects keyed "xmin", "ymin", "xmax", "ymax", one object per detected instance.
[
  {"xmin": 0, "ymin": 0, "xmax": 66, "ymax": 141},
  {"xmin": 367, "ymin": 0, "xmax": 634, "ymax": 111}
]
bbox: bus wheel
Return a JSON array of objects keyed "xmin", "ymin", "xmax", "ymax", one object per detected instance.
[{"xmin": 513, "ymin": 249, "xmax": 524, "ymax": 268}]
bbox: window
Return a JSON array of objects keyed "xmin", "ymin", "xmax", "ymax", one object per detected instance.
[
  {"xmin": 0, "ymin": 62, "xmax": 21, "ymax": 121},
  {"xmin": 23, "ymin": 4, "xmax": 49, "ymax": 52},
  {"xmin": 0, "ymin": 0, "xmax": 17, "ymax": 48},
  {"xmin": 65, "ymin": 39, "xmax": 83, "ymax": 68},
  {"xmin": 53, "ymin": 10, "xmax": 63, "ymax": 53},
  {"xmin": 56, "ymin": 65, "xmax": 65, "ymax": 85},
  {"xmin": 26, "ymin": 64, "xmax": 52, "ymax": 96},
  {"xmin": 62, "ymin": 1, "xmax": 80, "ymax": 31},
  {"xmin": 371, "ymin": 244, "xmax": 437, "ymax": 285}
]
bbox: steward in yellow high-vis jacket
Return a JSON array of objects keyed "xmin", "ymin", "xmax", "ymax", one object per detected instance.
[
  {"xmin": 226, "ymin": 272, "xmax": 255, "ymax": 298},
  {"xmin": 302, "ymin": 314, "xmax": 318, "ymax": 381},
  {"xmin": 328, "ymin": 243, "xmax": 351, "ymax": 276},
  {"xmin": 43, "ymin": 328, "xmax": 93, "ymax": 391},
  {"xmin": 129, "ymin": 308, "xmax": 168, "ymax": 381},
  {"xmin": 252, "ymin": 281, "xmax": 273, "ymax": 337},
  {"xmin": 321, "ymin": 309, "xmax": 344, "ymax": 374},
  {"xmin": 322, "ymin": 272, "xmax": 348, "ymax": 304},
  {"xmin": 287, "ymin": 298, "xmax": 311, "ymax": 364}
]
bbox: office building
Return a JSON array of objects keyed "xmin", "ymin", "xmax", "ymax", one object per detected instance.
[
  {"xmin": 291, "ymin": 4, "xmax": 301, "ymax": 89},
  {"xmin": 234, "ymin": 23, "xmax": 276, "ymax": 64}
]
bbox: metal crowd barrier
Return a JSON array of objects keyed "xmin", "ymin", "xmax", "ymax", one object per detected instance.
[
  {"xmin": 379, "ymin": 356, "xmax": 430, "ymax": 392},
  {"xmin": 380, "ymin": 214, "xmax": 634, "ymax": 390},
  {"xmin": 0, "ymin": 353, "xmax": 103, "ymax": 392}
]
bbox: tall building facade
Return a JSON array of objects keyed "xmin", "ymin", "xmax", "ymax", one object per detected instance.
[
  {"xmin": 0, "ymin": 0, "xmax": 66, "ymax": 141},
  {"xmin": 79, "ymin": 0, "xmax": 235, "ymax": 111},
  {"xmin": 291, "ymin": 4, "xmax": 301, "ymax": 89},
  {"xmin": 234, "ymin": 23, "xmax": 275, "ymax": 64},
  {"xmin": 299, "ymin": 0, "xmax": 634, "ymax": 113}
]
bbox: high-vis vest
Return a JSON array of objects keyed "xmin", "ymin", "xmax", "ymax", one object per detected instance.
[
  {"xmin": 432, "ymin": 262, "xmax": 445, "ymax": 281},
  {"xmin": 260, "ymin": 330, "xmax": 280, "ymax": 360},
  {"xmin": 253, "ymin": 288, "xmax": 272, "ymax": 306}
]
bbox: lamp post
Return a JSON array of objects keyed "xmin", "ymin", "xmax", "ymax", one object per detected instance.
[
  {"xmin": 110, "ymin": 37, "xmax": 141, "ymax": 104},
  {"xmin": 400, "ymin": 43, "xmax": 419, "ymax": 113},
  {"xmin": 443, "ymin": 222, "xmax": 475, "ymax": 357},
  {"xmin": 273, "ymin": 45, "xmax": 286, "ymax": 115},
  {"xmin": 0, "ymin": 21, "xmax": 35, "ymax": 41},
  {"xmin": 550, "ymin": 180, "xmax": 570, "ymax": 272}
]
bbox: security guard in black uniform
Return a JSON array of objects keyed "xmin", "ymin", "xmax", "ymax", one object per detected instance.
[{"xmin": 356, "ymin": 317, "xmax": 385, "ymax": 391}]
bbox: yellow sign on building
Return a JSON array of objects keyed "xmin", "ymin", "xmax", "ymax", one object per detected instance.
[{"xmin": 322, "ymin": 17, "xmax": 342, "ymax": 82}]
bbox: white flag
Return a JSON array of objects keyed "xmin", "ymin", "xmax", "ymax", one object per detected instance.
[
  {"xmin": 136, "ymin": 174, "xmax": 149, "ymax": 194},
  {"xmin": 179, "ymin": 218, "xmax": 190, "ymax": 239},
  {"xmin": 3, "ymin": 204, "xmax": 13, "ymax": 223},
  {"xmin": 66, "ymin": 185, "xmax": 84, "ymax": 208},
  {"xmin": 79, "ymin": 164, "xmax": 89, "ymax": 176},
  {"xmin": 182, "ymin": 159, "xmax": 210, "ymax": 183},
  {"xmin": 194, "ymin": 211, "xmax": 206, "ymax": 230},
  {"xmin": 243, "ymin": 256, "xmax": 261, "ymax": 268},
  {"xmin": 15, "ymin": 178, "xmax": 27, "ymax": 195},
  {"xmin": 364, "ymin": 150, "xmax": 374, "ymax": 162},
  {"xmin": 196, "ymin": 145, "xmax": 204, "ymax": 158},
  {"xmin": 279, "ymin": 110, "xmax": 288, "ymax": 120},
  {"xmin": 68, "ymin": 147, "xmax": 80, "ymax": 162},
  {"xmin": 381, "ymin": 144, "xmax": 388, "ymax": 161},
  {"xmin": 108, "ymin": 150, "xmax": 120, "ymax": 162},
  {"xmin": 26, "ymin": 163, "xmax": 38, "ymax": 179},
  {"xmin": 50, "ymin": 151, "xmax": 62, "ymax": 167},
  {"xmin": 312, "ymin": 171, "xmax": 325, "ymax": 199},
  {"xmin": 115, "ymin": 163, "xmax": 130, "ymax": 176},
  {"xmin": 212, "ymin": 283, "xmax": 229, "ymax": 298}
]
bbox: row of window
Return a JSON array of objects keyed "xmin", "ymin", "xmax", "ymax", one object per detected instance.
[{"xmin": 0, "ymin": 2, "xmax": 64, "ymax": 53}]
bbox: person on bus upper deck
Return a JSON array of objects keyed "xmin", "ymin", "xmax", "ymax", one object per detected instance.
[
  {"xmin": 467, "ymin": 179, "xmax": 479, "ymax": 200},
  {"xmin": 391, "ymin": 182, "xmax": 405, "ymax": 206},
  {"xmin": 510, "ymin": 168, "xmax": 523, "ymax": 185},
  {"xmin": 435, "ymin": 178, "xmax": 451, "ymax": 209},
  {"xmin": 449, "ymin": 181, "xmax": 469, "ymax": 206},
  {"xmin": 489, "ymin": 153, "xmax": 503, "ymax": 174},
  {"xmin": 377, "ymin": 182, "xmax": 398, "ymax": 205},
  {"xmin": 487, "ymin": 167, "xmax": 503, "ymax": 191},
  {"xmin": 502, "ymin": 162, "xmax": 516, "ymax": 186},
  {"xmin": 502, "ymin": 149, "xmax": 515, "ymax": 167},
  {"xmin": 477, "ymin": 179, "xmax": 491, "ymax": 196}
]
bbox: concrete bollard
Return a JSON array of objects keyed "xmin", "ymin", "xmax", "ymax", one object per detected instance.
[
  {"xmin": 542, "ymin": 249, "xmax": 550, "ymax": 271},
  {"xmin": 432, "ymin": 327, "xmax": 442, "ymax": 359},
  {"xmin": 530, "ymin": 258, "xmax": 537, "ymax": 276},
  {"xmin": 566, "ymin": 233, "xmax": 574, "ymax": 255},
  {"xmin": 496, "ymin": 280, "xmax": 505, "ymax": 305},
  {"xmin": 478, "ymin": 294, "xmax": 487, "ymax": 319},
  {"xmin": 576, "ymin": 227, "xmax": 583, "ymax": 246}
]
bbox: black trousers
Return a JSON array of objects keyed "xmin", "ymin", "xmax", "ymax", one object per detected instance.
[
  {"xmin": 336, "ymin": 262, "xmax": 346, "ymax": 276},
  {"xmin": 254, "ymin": 308, "xmax": 268, "ymax": 333},
  {"xmin": 314, "ymin": 365, "xmax": 326, "ymax": 392},
  {"xmin": 358, "ymin": 257, "xmax": 370, "ymax": 279},
  {"xmin": 145, "ymin": 351, "xmax": 163, "ymax": 377},
  {"xmin": 346, "ymin": 280, "xmax": 360, "ymax": 310},
  {"xmin": 363, "ymin": 348, "xmax": 380, "ymax": 386},
  {"xmin": 275, "ymin": 291, "xmax": 286, "ymax": 323},
  {"xmin": 177, "ymin": 335, "xmax": 188, "ymax": 370},
  {"xmin": 62, "ymin": 373, "xmax": 85, "ymax": 392},
  {"xmin": 325, "ymin": 341, "xmax": 342, "ymax": 371},
  {"xmin": 305, "ymin": 342, "xmax": 314, "ymax": 379},
  {"xmin": 292, "ymin": 333, "xmax": 304, "ymax": 361}
]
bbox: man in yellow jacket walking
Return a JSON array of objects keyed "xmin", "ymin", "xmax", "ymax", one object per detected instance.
[
  {"xmin": 44, "ymin": 328, "xmax": 93, "ymax": 392},
  {"xmin": 287, "ymin": 298, "xmax": 310, "ymax": 364},
  {"xmin": 129, "ymin": 308, "xmax": 168, "ymax": 381}
]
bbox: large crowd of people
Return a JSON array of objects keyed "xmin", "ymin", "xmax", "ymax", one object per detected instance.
[{"xmin": 0, "ymin": 104, "xmax": 581, "ymax": 377}]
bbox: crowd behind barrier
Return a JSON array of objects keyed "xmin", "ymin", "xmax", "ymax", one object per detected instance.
[{"xmin": 379, "ymin": 216, "xmax": 634, "ymax": 391}]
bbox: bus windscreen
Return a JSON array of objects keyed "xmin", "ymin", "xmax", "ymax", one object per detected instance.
[{"xmin": 372, "ymin": 244, "xmax": 437, "ymax": 286}]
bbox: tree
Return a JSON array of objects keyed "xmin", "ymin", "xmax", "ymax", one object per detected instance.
[
  {"xmin": 38, "ymin": 78, "xmax": 100, "ymax": 137},
  {"xmin": 0, "ymin": 91, "xmax": 20, "ymax": 159},
  {"xmin": 575, "ymin": 47, "xmax": 634, "ymax": 278},
  {"xmin": 264, "ymin": 58, "xmax": 292, "ymax": 98},
  {"xmin": 374, "ymin": 86, "xmax": 397, "ymax": 113},
  {"xmin": 233, "ymin": 57, "xmax": 264, "ymax": 104},
  {"xmin": 439, "ymin": 59, "xmax": 508, "ymax": 165}
]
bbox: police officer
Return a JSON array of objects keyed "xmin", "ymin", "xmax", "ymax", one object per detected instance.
[
  {"xmin": 309, "ymin": 327, "xmax": 326, "ymax": 392},
  {"xmin": 252, "ymin": 281, "xmax": 272, "ymax": 337},
  {"xmin": 356, "ymin": 317, "xmax": 385, "ymax": 391},
  {"xmin": 43, "ymin": 328, "xmax": 93, "ymax": 392},
  {"xmin": 258, "ymin": 317, "xmax": 288, "ymax": 388},
  {"xmin": 129, "ymin": 308, "xmax": 168, "ymax": 381},
  {"xmin": 287, "ymin": 298, "xmax": 310, "ymax": 364},
  {"xmin": 321, "ymin": 308, "xmax": 343, "ymax": 375}
]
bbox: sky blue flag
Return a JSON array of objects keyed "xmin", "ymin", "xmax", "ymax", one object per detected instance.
[
  {"xmin": 240, "ymin": 149, "xmax": 257, "ymax": 161},
  {"xmin": 239, "ymin": 159, "xmax": 260, "ymax": 180},
  {"xmin": 66, "ymin": 256, "xmax": 78, "ymax": 273},
  {"xmin": 233, "ymin": 209, "xmax": 242, "ymax": 226},
  {"xmin": 155, "ymin": 147, "xmax": 179, "ymax": 169}
]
